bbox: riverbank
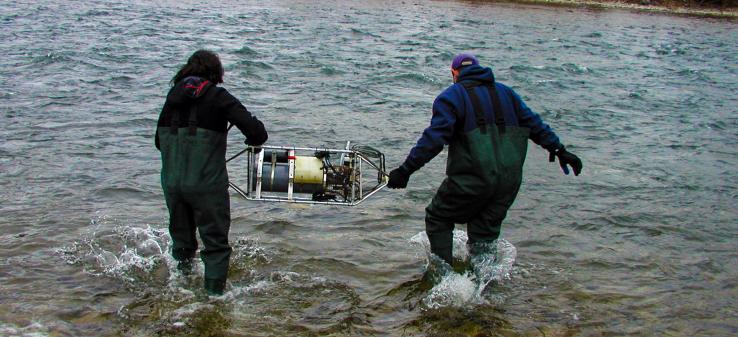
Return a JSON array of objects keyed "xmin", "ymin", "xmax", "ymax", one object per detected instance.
[{"xmin": 508, "ymin": 0, "xmax": 738, "ymax": 18}]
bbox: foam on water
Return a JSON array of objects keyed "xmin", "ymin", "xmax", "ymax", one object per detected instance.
[
  {"xmin": 410, "ymin": 229, "xmax": 517, "ymax": 309},
  {"xmin": 0, "ymin": 322, "xmax": 49, "ymax": 337}
]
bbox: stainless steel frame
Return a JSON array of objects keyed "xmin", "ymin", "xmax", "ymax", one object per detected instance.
[{"xmin": 228, "ymin": 143, "xmax": 387, "ymax": 206}]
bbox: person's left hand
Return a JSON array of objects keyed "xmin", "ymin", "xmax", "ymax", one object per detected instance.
[
  {"xmin": 387, "ymin": 167, "xmax": 411, "ymax": 189},
  {"xmin": 549, "ymin": 146, "xmax": 582, "ymax": 176}
]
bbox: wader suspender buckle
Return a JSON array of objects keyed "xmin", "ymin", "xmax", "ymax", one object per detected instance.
[{"xmin": 462, "ymin": 80, "xmax": 506, "ymax": 134}]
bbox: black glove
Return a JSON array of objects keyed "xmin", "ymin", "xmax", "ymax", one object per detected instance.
[
  {"xmin": 387, "ymin": 166, "xmax": 411, "ymax": 189},
  {"xmin": 549, "ymin": 146, "xmax": 582, "ymax": 176},
  {"xmin": 245, "ymin": 139, "xmax": 263, "ymax": 153}
]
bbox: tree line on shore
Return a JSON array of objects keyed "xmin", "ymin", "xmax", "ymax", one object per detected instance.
[{"xmin": 620, "ymin": 0, "xmax": 736, "ymax": 9}]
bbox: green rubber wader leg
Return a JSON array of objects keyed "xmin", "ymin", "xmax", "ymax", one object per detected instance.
[
  {"xmin": 186, "ymin": 189, "xmax": 232, "ymax": 282},
  {"xmin": 425, "ymin": 123, "xmax": 529, "ymax": 267},
  {"xmin": 165, "ymin": 191, "xmax": 198, "ymax": 262}
]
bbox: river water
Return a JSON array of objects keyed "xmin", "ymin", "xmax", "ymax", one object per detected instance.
[{"xmin": 1, "ymin": 0, "xmax": 736, "ymax": 336}]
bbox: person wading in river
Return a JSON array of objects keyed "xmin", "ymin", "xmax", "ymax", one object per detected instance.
[
  {"xmin": 387, "ymin": 53, "xmax": 582, "ymax": 266},
  {"xmin": 155, "ymin": 50, "xmax": 268, "ymax": 295}
]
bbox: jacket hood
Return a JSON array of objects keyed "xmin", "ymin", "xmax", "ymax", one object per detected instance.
[
  {"xmin": 456, "ymin": 64, "xmax": 495, "ymax": 85},
  {"xmin": 167, "ymin": 76, "xmax": 213, "ymax": 103}
]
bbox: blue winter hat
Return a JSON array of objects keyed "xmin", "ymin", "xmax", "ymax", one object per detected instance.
[{"xmin": 451, "ymin": 53, "xmax": 479, "ymax": 70}]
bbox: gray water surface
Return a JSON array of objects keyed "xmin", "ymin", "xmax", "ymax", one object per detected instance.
[{"xmin": 1, "ymin": 0, "xmax": 737, "ymax": 336}]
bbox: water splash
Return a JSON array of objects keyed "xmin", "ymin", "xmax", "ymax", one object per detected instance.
[
  {"xmin": 55, "ymin": 215, "xmax": 293, "ymax": 334},
  {"xmin": 55, "ymin": 215, "xmax": 171, "ymax": 286},
  {"xmin": 409, "ymin": 229, "xmax": 517, "ymax": 310},
  {"xmin": 231, "ymin": 236, "xmax": 272, "ymax": 267},
  {"xmin": 55, "ymin": 215, "xmax": 279, "ymax": 297}
]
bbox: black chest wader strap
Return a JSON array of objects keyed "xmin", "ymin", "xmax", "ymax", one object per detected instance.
[
  {"xmin": 463, "ymin": 83, "xmax": 488, "ymax": 134},
  {"xmin": 169, "ymin": 104, "xmax": 199, "ymax": 135},
  {"xmin": 462, "ymin": 82, "xmax": 507, "ymax": 134},
  {"xmin": 187, "ymin": 104, "xmax": 198, "ymax": 135},
  {"xmin": 486, "ymin": 84, "xmax": 506, "ymax": 134},
  {"xmin": 170, "ymin": 109, "xmax": 180, "ymax": 134}
]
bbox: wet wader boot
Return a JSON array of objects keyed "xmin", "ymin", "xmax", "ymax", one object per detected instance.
[
  {"xmin": 159, "ymin": 103, "xmax": 232, "ymax": 294},
  {"xmin": 425, "ymin": 81, "xmax": 529, "ymax": 266}
]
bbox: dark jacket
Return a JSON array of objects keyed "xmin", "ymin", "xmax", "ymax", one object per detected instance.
[
  {"xmin": 401, "ymin": 65, "xmax": 561, "ymax": 173},
  {"xmin": 155, "ymin": 76, "xmax": 268, "ymax": 149}
]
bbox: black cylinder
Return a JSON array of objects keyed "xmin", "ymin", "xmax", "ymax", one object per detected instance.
[
  {"xmin": 262, "ymin": 150, "xmax": 289, "ymax": 163},
  {"xmin": 251, "ymin": 162, "xmax": 324, "ymax": 194}
]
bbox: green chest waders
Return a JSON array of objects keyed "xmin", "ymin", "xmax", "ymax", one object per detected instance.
[
  {"xmin": 158, "ymin": 104, "xmax": 231, "ymax": 293},
  {"xmin": 425, "ymin": 82, "xmax": 530, "ymax": 265}
]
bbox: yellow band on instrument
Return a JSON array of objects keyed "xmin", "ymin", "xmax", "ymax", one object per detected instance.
[{"xmin": 294, "ymin": 156, "xmax": 324, "ymax": 184}]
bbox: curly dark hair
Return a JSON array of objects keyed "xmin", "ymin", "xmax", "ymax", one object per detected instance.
[{"xmin": 171, "ymin": 49, "xmax": 224, "ymax": 85}]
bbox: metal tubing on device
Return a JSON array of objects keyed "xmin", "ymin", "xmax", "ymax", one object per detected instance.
[{"xmin": 287, "ymin": 149, "xmax": 295, "ymax": 201}]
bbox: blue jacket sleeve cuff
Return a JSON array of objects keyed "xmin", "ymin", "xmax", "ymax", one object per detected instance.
[
  {"xmin": 546, "ymin": 142, "xmax": 564, "ymax": 153},
  {"xmin": 399, "ymin": 161, "xmax": 416, "ymax": 176}
]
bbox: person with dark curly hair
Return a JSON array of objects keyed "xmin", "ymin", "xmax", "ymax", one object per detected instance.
[{"xmin": 155, "ymin": 50, "xmax": 268, "ymax": 295}]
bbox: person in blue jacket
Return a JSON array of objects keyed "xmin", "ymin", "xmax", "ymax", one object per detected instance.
[{"xmin": 387, "ymin": 53, "xmax": 582, "ymax": 266}]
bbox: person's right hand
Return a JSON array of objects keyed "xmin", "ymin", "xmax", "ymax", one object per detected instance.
[{"xmin": 387, "ymin": 167, "xmax": 411, "ymax": 189}]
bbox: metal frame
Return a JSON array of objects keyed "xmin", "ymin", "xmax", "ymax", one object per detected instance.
[{"xmin": 227, "ymin": 144, "xmax": 387, "ymax": 206}]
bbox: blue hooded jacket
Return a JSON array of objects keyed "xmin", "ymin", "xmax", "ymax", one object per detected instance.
[{"xmin": 401, "ymin": 65, "xmax": 562, "ymax": 173}]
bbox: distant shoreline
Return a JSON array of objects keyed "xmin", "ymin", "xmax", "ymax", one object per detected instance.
[{"xmin": 503, "ymin": 0, "xmax": 738, "ymax": 18}]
